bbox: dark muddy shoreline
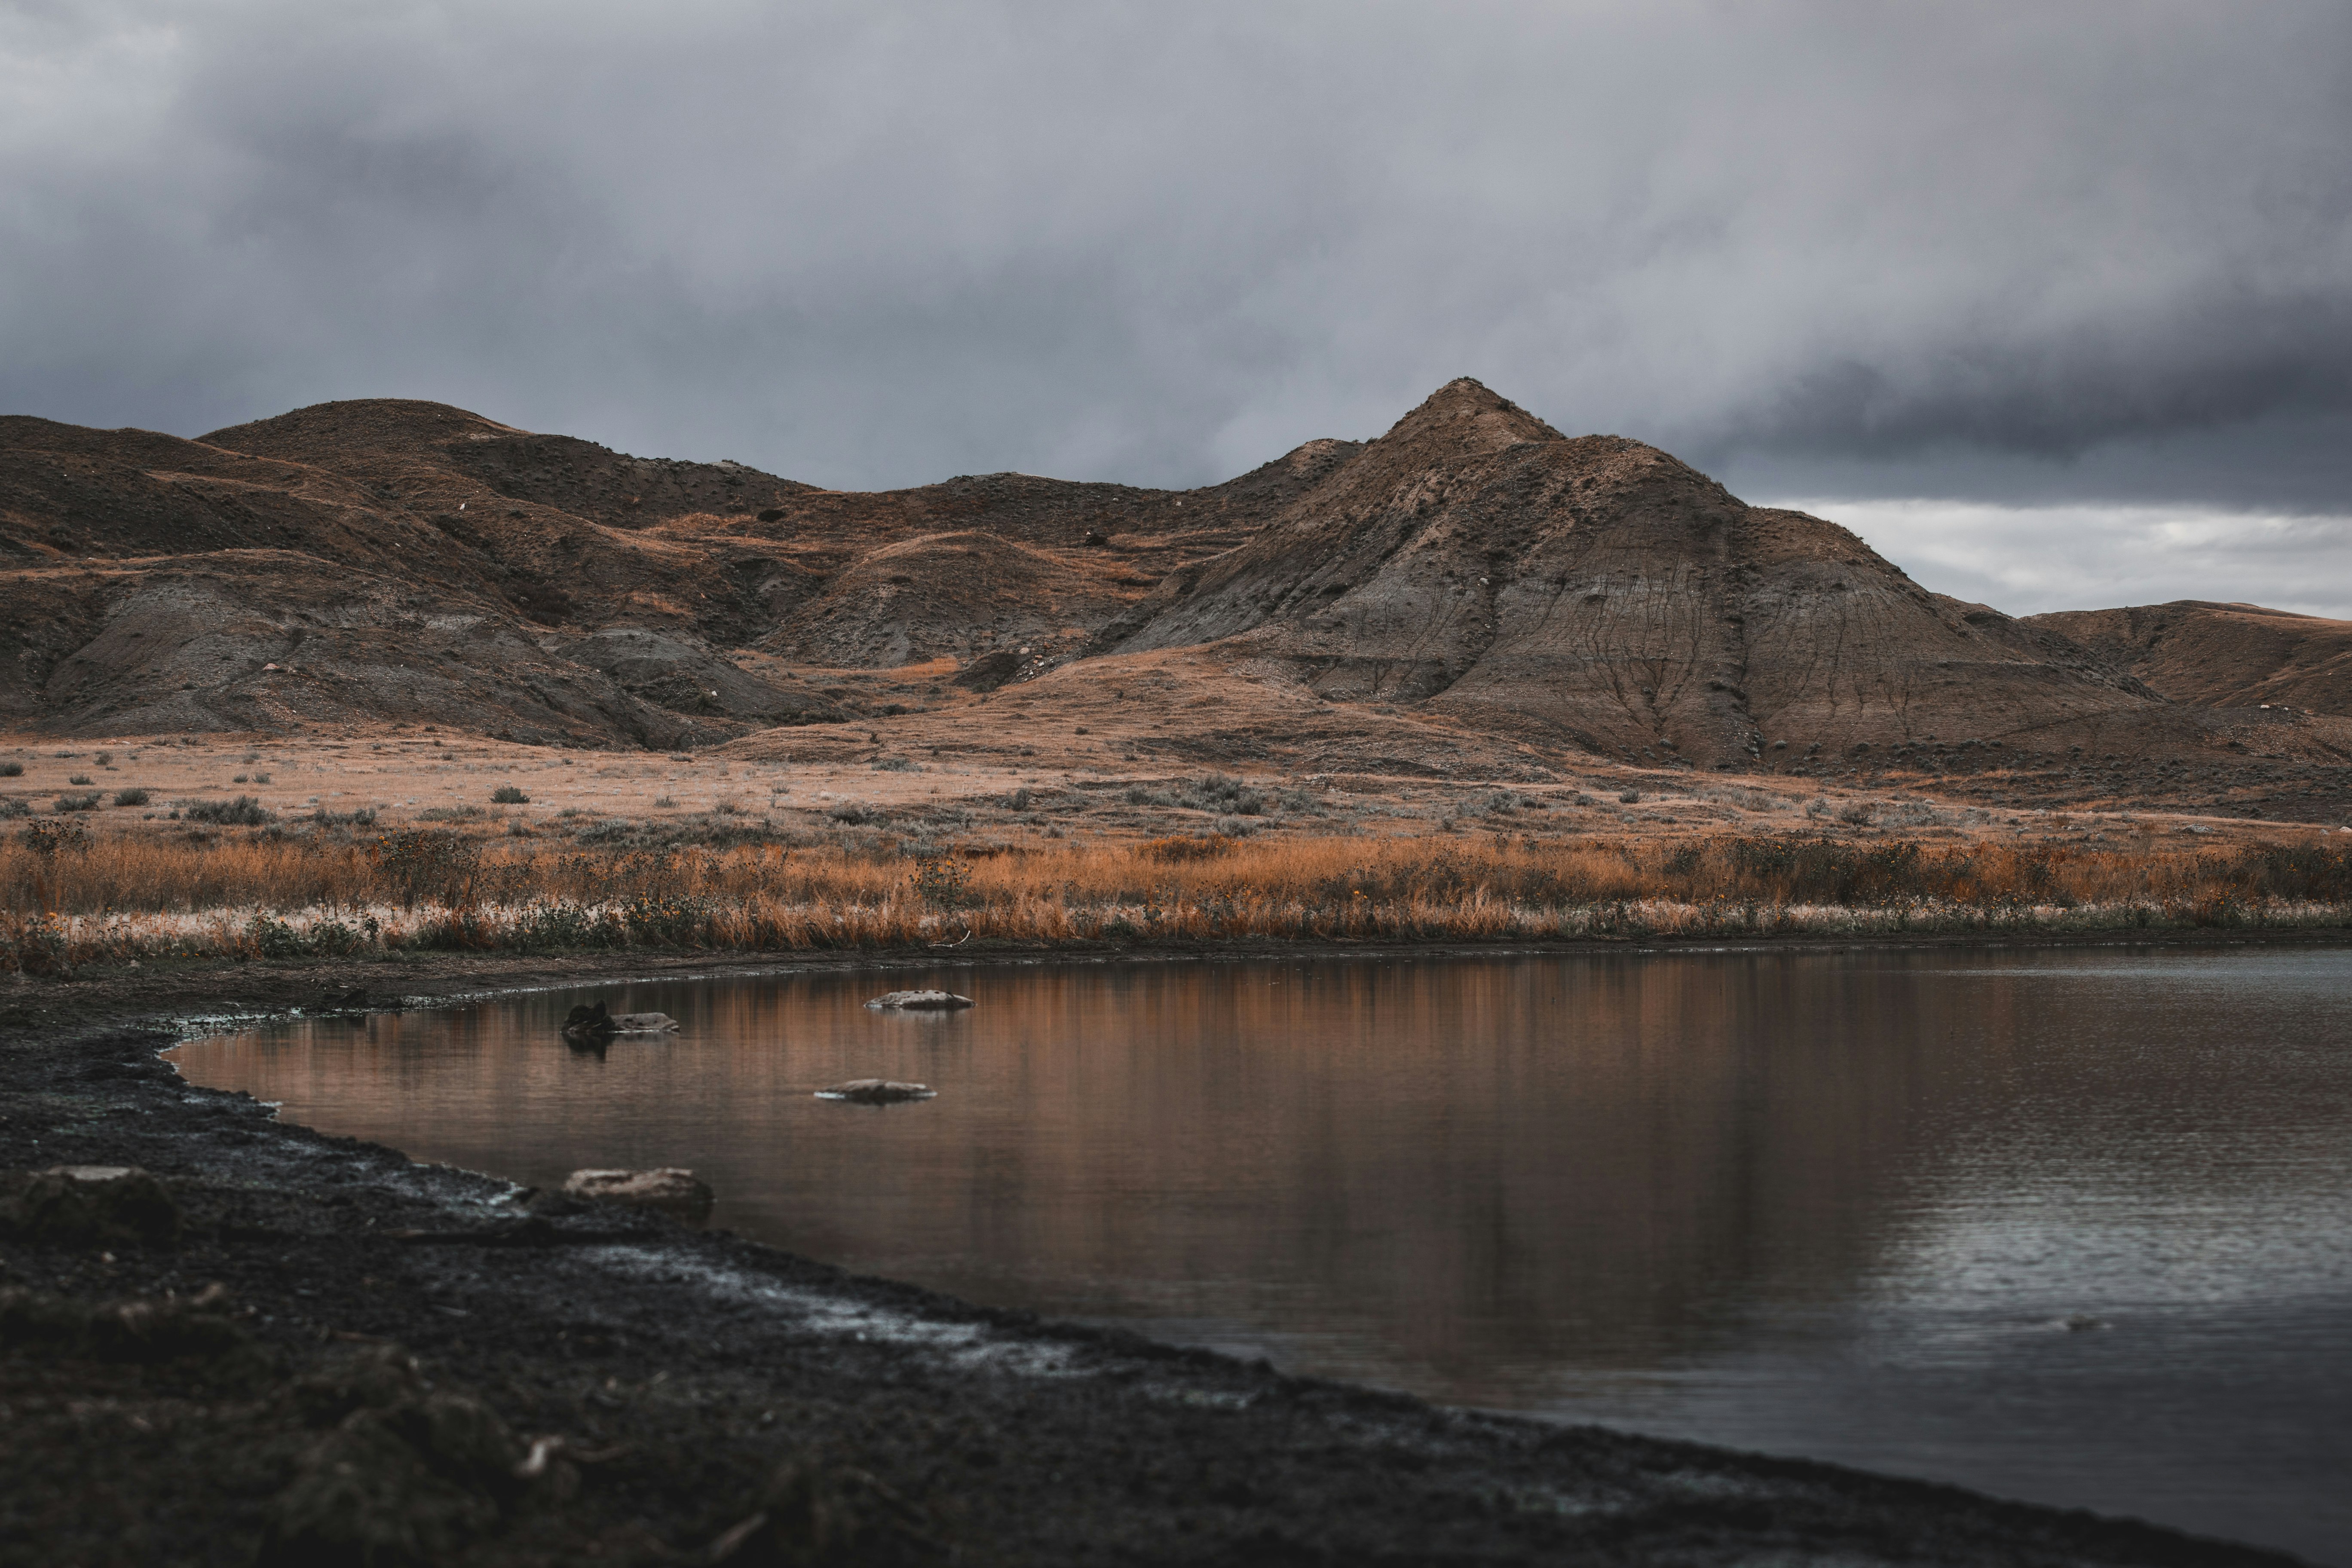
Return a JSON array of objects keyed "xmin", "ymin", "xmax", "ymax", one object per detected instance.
[{"xmin": 1, "ymin": 938, "xmax": 2328, "ymax": 1565}]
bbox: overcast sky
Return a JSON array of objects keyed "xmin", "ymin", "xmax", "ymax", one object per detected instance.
[{"xmin": 4, "ymin": 2, "xmax": 2349, "ymax": 613}]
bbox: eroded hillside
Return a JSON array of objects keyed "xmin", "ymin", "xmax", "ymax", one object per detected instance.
[{"xmin": 4, "ymin": 382, "xmax": 2349, "ymax": 822}]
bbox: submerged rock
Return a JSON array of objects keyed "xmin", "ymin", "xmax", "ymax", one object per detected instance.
[
  {"xmin": 863, "ymin": 990, "xmax": 973, "ymax": 1011},
  {"xmin": 0, "ymin": 1165, "xmax": 182, "ymax": 1248},
  {"xmin": 816, "ymin": 1079, "xmax": 937, "ymax": 1105},
  {"xmin": 561, "ymin": 1167, "xmax": 714, "ymax": 1221}
]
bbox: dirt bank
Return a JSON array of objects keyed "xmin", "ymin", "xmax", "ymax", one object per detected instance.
[{"xmin": 0, "ymin": 944, "xmax": 2317, "ymax": 1566}]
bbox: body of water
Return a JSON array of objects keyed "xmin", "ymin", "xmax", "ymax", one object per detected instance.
[{"xmin": 174, "ymin": 946, "xmax": 2352, "ymax": 1561}]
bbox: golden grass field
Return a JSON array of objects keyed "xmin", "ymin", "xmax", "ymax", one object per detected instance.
[{"xmin": 7, "ymin": 818, "xmax": 2347, "ymax": 975}]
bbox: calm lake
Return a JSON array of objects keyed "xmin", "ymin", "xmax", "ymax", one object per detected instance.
[{"xmin": 174, "ymin": 946, "xmax": 2352, "ymax": 1562}]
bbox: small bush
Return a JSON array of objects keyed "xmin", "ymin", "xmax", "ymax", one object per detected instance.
[
  {"xmin": 93, "ymin": 751, "xmax": 112, "ymax": 766},
  {"xmin": 870, "ymin": 756, "xmax": 917, "ymax": 772},
  {"xmin": 68, "ymin": 774, "xmax": 92, "ymax": 786},
  {"xmin": 53, "ymin": 793, "xmax": 101, "ymax": 813},
  {"xmin": 0, "ymin": 762, "xmax": 20, "ymax": 777},
  {"xmin": 825, "ymin": 802, "xmax": 870, "ymax": 825},
  {"xmin": 180, "ymin": 795, "xmax": 273, "ymax": 826},
  {"xmin": 910, "ymin": 852, "xmax": 974, "ymax": 908},
  {"xmin": 653, "ymin": 796, "xmax": 678, "ymax": 809},
  {"xmin": 491, "ymin": 784, "xmax": 529, "ymax": 804},
  {"xmin": 232, "ymin": 775, "xmax": 248, "ymax": 784},
  {"xmin": 1619, "ymin": 789, "xmax": 1642, "ymax": 805},
  {"xmin": 0, "ymin": 799, "xmax": 29, "ymax": 821},
  {"xmin": 309, "ymin": 806, "xmax": 377, "ymax": 828},
  {"xmin": 252, "ymin": 772, "xmax": 272, "ymax": 784},
  {"xmin": 19, "ymin": 818, "xmax": 89, "ymax": 854},
  {"xmin": 112, "ymin": 788, "xmax": 150, "ymax": 807},
  {"xmin": 1180, "ymin": 774, "xmax": 1265, "ymax": 815}
]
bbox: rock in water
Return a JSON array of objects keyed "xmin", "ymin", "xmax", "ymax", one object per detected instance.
[
  {"xmin": 863, "ymin": 990, "xmax": 973, "ymax": 1011},
  {"xmin": 561, "ymin": 1167, "xmax": 714, "ymax": 1221},
  {"xmin": 0, "ymin": 1165, "xmax": 182, "ymax": 1247},
  {"xmin": 561, "ymin": 1003, "xmax": 680, "ymax": 1042},
  {"xmin": 561, "ymin": 1001, "xmax": 614, "ymax": 1044},
  {"xmin": 816, "ymin": 1079, "xmax": 937, "ymax": 1105}
]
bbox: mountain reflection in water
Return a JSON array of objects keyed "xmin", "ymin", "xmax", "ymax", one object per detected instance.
[{"xmin": 175, "ymin": 947, "xmax": 2352, "ymax": 1563}]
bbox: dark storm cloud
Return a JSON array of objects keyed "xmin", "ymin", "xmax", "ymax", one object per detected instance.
[{"xmin": 4, "ymin": 0, "xmax": 2349, "ymax": 519}]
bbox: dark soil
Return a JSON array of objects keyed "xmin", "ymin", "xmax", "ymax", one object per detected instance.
[{"xmin": 0, "ymin": 944, "xmax": 2315, "ymax": 1566}]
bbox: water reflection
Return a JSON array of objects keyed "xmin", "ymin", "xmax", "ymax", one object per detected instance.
[{"xmin": 175, "ymin": 948, "xmax": 2352, "ymax": 1561}]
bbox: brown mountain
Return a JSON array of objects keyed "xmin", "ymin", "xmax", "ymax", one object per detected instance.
[
  {"xmin": 2026, "ymin": 601, "xmax": 2352, "ymax": 716},
  {"xmin": 6, "ymin": 383, "xmax": 2350, "ymax": 820},
  {"xmin": 1107, "ymin": 379, "xmax": 2172, "ymax": 769}
]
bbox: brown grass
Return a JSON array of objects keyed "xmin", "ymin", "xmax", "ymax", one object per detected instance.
[{"xmin": 5, "ymin": 827, "xmax": 2348, "ymax": 973}]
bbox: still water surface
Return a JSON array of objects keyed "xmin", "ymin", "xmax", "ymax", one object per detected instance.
[{"xmin": 175, "ymin": 947, "xmax": 2352, "ymax": 1561}]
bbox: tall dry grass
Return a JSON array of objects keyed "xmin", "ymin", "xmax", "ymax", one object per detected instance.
[{"xmin": 5, "ymin": 825, "xmax": 2348, "ymax": 973}]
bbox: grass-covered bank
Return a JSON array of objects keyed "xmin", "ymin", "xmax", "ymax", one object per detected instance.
[{"xmin": 8, "ymin": 825, "xmax": 2352, "ymax": 974}]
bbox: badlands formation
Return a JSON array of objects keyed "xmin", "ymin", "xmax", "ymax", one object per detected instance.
[{"xmin": 3, "ymin": 378, "xmax": 2346, "ymax": 834}]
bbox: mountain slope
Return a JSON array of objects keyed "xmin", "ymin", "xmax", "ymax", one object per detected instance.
[
  {"xmin": 1109, "ymin": 380, "xmax": 2162, "ymax": 768},
  {"xmin": 2026, "ymin": 601, "xmax": 2352, "ymax": 717}
]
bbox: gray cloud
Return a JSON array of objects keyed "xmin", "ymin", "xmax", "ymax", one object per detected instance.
[{"xmin": 3, "ymin": 0, "xmax": 2349, "ymax": 524}]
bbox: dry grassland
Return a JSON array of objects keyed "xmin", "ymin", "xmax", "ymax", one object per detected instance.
[{"xmin": 7, "ymin": 818, "xmax": 2348, "ymax": 975}]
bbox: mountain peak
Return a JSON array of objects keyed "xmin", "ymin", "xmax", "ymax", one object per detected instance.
[{"xmin": 1376, "ymin": 378, "xmax": 1564, "ymax": 451}]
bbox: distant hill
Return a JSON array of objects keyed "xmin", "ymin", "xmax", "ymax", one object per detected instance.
[
  {"xmin": 2026, "ymin": 601, "xmax": 2352, "ymax": 717},
  {"xmin": 6, "ymin": 382, "xmax": 2351, "ymax": 820}
]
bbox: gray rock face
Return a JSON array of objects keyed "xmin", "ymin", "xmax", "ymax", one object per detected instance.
[
  {"xmin": 561, "ymin": 1167, "xmax": 714, "ymax": 1221},
  {"xmin": 815, "ymin": 1080, "xmax": 936, "ymax": 1105},
  {"xmin": 862, "ymin": 990, "xmax": 973, "ymax": 1011}
]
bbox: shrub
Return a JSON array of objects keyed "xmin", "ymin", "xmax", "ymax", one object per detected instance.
[
  {"xmin": 54, "ymin": 792, "xmax": 101, "ymax": 813},
  {"xmin": 18, "ymin": 818, "xmax": 89, "ymax": 854},
  {"xmin": 870, "ymin": 756, "xmax": 917, "ymax": 772},
  {"xmin": 825, "ymin": 802, "xmax": 870, "ymax": 825},
  {"xmin": 68, "ymin": 774, "xmax": 92, "ymax": 786},
  {"xmin": 1179, "ymin": 774, "xmax": 1265, "ymax": 815},
  {"xmin": 0, "ymin": 762, "xmax": 19, "ymax": 777},
  {"xmin": 0, "ymin": 799, "xmax": 28, "ymax": 820},
  {"xmin": 245, "ymin": 914, "xmax": 309, "ymax": 959},
  {"xmin": 653, "ymin": 796, "xmax": 678, "ymax": 809},
  {"xmin": 309, "ymin": 805, "xmax": 378, "ymax": 828},
  {"xmin": 491, "ymin": 784, "xmax": 529, "ymax": 804},
  {"xmin": 1619, "ymin": 789, "xmax": 1642, "ymax": 804},
  {"xmin": 910, "ymin": 852, "xmax": 974, "ymax": 908},
  {"xmin": 112, "ymin": 788, "xmax": 150, "ymax": 807},
  {"xmin": 181, "ymin": 795, "xmax": 273, "ymax": 826}
]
